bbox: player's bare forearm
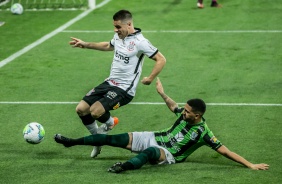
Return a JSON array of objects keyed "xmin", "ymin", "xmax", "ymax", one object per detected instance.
[
  {"xmin": 151, "ymin": 59, "xmax": 166, "ymax": 78},
  {"xmin": 150, "ymin": 52, "xmax": 166, "ymax": 79},
  {"xmin": 156, "ymin": 78, "xmax": 177, "ymax": 112},
  {"xmin": 160, "ymin": 93, "xmax": 178, "ymax": 112},
  {"xmin": 85, "ymin": 42, "xmax": 113, "ymax": 51},
  {"xmin": 141, "ymin": 52, "xmax": 166, "ymax": 85},
  {"xmin": 217, "ymin": 145, "xmax": 269, "ymax": 170},
  {"xmin": 69, "ymin": 37, "xmax": 113, "ymax": 51}
]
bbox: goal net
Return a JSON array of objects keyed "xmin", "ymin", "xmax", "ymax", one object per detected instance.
[{"xmin": 0, "ymin": 0, "xmax": 96, "ymax": 10}]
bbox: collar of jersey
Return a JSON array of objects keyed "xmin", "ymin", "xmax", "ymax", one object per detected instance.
[
  {"xmin": 186, "ymin": 117, "xmax": 206, "ymax": 126},
  {"xmin": 127, "ymin": 27, "xmax": 141, "ymax": 37}
]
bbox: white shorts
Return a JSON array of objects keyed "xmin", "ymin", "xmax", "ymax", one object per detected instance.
[{"xmin": 131, "ymin": 131, "xmax": 175, "ymax": 164}]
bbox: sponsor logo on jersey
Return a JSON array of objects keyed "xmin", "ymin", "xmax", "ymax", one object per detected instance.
[
  {"xmin": 169, "ymin": 133, "xmax": 182, "ymax": 151},
  {"xmin": 113, "ymin": 102, "xmax": 120, "ymax": 110},
  {"xmin": 115, "ymin": 50, "xmax": 129, "ymax": 64},
  {"xmin": 108, "ymin": 79, "xmax": 119, "ymax": 86},
  {"xmin": 210, "ymin": 136, "xmax": 219, "ymax": 143},
  {"xmin": 174, "ymin": 132, "xmax": 184, "ymax": 142},
  {"xmin": 173, "ymin": 145, "xmax": 181, "ymax": 152}
]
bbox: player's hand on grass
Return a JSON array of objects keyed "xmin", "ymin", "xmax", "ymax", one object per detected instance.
[
  {"xmin": 69, "ymin": 37, "xmax": 86, "ymax": 48},
  {"xmin": 249, "ymin": 163, "xmax": 269, "ymax": 170}
]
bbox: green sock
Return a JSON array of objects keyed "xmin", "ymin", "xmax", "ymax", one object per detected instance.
[
  {"xmin": 70, "ymin": 137, "xmax": 84, "ymax": 145},
  {"xmin": 83, "ymin": 133, "xmax": 129, "ymax": 148},
  {"xmin": 125, "ymin": 147, "xmax": 161, "ymax": 170}
]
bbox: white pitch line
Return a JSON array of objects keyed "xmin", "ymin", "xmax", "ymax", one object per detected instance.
[
  {"xmin": 160, "ymin": 30, "xmax": 282, "ymax": 33},
  {"xmin": 0, "ymin": 0, "xmax": 111, "ymax": 68},
  {"xmin": 0, "ymin": 101, "xmax": 281, "ymax": 106},
  {"xmin": 131, "ymin": 102, "xmax": 282, "ymax": 106},
  {"xmin": 61, "ymin": 30, "xmax": 282, "ymax": 33}
]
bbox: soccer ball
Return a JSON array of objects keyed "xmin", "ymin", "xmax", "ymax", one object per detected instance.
[
  {"xmin": 11, "ymin": 3, "xmax": 24, "ymax": 15},
  {"xmin": 23, "ymin": 122, "xmax": 45, "ymax": 144}
]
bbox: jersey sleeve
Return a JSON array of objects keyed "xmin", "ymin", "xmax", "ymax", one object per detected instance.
[
  {"xmin": 138, "ymin": 39, "xmax": 158, "ymax": 58},
  {"xmin": 203, "ymin": 131, "xmax": 222, "ymax": 150},
  {"xmin": 174, "ymin": 107, "xmax": 184, "ymax": 117},
  {"xmin": 110, "ymin": 40, "xmax": 114, "ymax": 47},
  {"xmin": 110, "ymin": 34, "xmax": 117, "ymax": 47}
]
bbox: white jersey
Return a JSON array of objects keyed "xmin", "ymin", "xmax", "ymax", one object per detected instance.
[{"xmin": 106, "ymin": 28, "xmax": 158, "ymax": 96}]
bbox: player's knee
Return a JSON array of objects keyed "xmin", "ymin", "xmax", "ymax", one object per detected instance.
[
  {"xmin": 144, "ymin": 147, "xmax": 161, "ymax": 161},
  {"xmin": 76, "ymin": 105, "xmax": 89, "ymax": 116},
  {"xmin": 90, "ymin": 111, "xmax": 100, "ymax": 119},
  {"xmin": 89, "ymin": 107, "xmax": 103, "ymax": 119},
  {"xmin": 90, "ymin": 103, "xmax": 105, "ymax": 119},
  {"xmin": 76, "ymin": 101, "xmax": 90, "ymax": 116}
]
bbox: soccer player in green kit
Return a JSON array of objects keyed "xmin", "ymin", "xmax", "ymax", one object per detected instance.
[{"xmin": 54, "ymin": 78, "xmax": 269, "ymax": 173}]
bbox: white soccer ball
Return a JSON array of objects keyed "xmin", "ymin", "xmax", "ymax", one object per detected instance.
[
  {"xmin": 23, "ymin": 122, "xmax": 45, "ymax": 144},
  {"xmin": 11, "ymin": 3, "xmax": 24, "ymax": 15}
]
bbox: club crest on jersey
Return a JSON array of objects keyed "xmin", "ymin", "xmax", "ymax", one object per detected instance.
[
  {"xmin": 127, "ymin": 41, "xmax": 135, "ymax": 51},
  {"xmin": 115, "ymin": 50, "xmax": 129, "ymax": 64},
  {"xmin": 113, "ymin": 102, "xmax": 120, "ymax": 110},
  {"xmin": 190, "ymin": 131, "xmax": 198, "ymax": 141}
]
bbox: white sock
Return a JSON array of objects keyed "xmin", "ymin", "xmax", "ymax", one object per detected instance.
[
  {"xmin": 85, "ymin": 120, "xmax": 98, "ymax": 134},
  {"xmin": 104, "ymin": 116, "xmax": 114, "ymax": 127}
]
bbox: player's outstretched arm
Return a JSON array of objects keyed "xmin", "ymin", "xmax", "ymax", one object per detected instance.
[
  {"xmin": 216, "ymin": 145, "xmax": 269, "ymax": 170},
  {"xmin": 156, "ymin": 78, "xmax": 178, "ymax": 112},
  {"xmin": 69, "ymin": 37, "xmax": 113, "ymax": 51},
  {"xmin": 141, "ymin": 52, "xmax": 166, "ymax": 85}
]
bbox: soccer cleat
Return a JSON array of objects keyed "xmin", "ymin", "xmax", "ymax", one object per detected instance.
[
  {"xmin": 108, "ymin": 162, "xmax": 125, "ymax": 173},
  {"xmin": 197, "ymin": 2, "xmax": 204, "ymax": 8},
  {"xmin": 91, "ymin": 117, "xmax": 119, "ymax": 158},
  {"xmin": 54, "ymin": 134, "xmax": 73, "ymax": 147},
  {"xmin": 97, "ymin": 117, "xmax": 119, "ymax": 134},
  {"xmin": 197, "ymin": 0, "xmax": 204, "ymax": 8},
  {"xmin": 90, "ymin": 146, "xmax": 102, "ymax": 158},
  {"xmin": 211, "ymin": 1, "xmax": 222, "ymax": 7}
]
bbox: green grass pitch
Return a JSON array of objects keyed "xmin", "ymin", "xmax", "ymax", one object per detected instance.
[{"xmin": 0, "ymin": 0, "xmax": 282, "ymax": 183}]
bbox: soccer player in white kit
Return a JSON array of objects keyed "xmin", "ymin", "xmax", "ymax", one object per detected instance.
[{"xmin": 68, "ymin": 10, "xmax": 166, "ymax": 158}]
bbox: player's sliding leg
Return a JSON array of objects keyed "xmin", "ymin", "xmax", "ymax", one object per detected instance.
[
  {"xmin": 108, "ymin": 147, "xmax": 161, "ymax": 173},
  {"xmin": 54, "ymin": 133, "xmax": 129, "ymax": 148},
  {"xmin": 54, "ymin": 134, "xmax": 163, "ymax": 173},
  {"xmin": 54, "ymin": 134, "xmax": 73, "ymax": 147}
]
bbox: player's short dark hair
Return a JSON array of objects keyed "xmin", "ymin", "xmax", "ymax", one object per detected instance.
[
  {"xmin": 113, "ymin": 10, "xmax": 132, "ymax": 21},
  {"xmin": 187, "ymin": 98, "xmax": 206, "ymax": 115}
]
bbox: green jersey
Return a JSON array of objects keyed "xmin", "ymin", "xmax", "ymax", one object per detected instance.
[{"xmin": 154, "ymin": 107, "xmax": 222, "ymax": 163}]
